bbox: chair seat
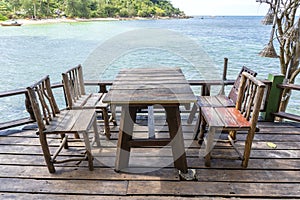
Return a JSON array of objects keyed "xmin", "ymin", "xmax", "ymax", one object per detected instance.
[
  {"xmin": 201, "ymin": 107, "xmax": 251, "ymax": 130},
  {"xmin": 44, "ymin": 109, "xmax": 97, "ymax": 133},
  {"xmin": 72, "ymin": 93, "xmax": 108, "ymax": 109},
  {"xmin": 197, "ymin": 95, "xmax": 235, "ymax": 107}
]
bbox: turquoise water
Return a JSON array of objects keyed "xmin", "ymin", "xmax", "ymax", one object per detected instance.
[{"xmin": 0, "ymin": 16, "xmax": 299, "ymax": 123}]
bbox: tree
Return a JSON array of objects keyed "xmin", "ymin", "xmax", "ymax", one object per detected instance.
[
  {"xmin": 65, "ymin": 0, "xmax": 91, "ymax": 18},
  {"xmin": 0, "ymin": 0, "xmax": 185, "ymax": 20},
  {"xmin": 20, "ymin": 0, "xmax": 36, "ymax": 18},
  {"xmin": 257, "ymin": 0, "xmax": 300, "ymax": 112}
]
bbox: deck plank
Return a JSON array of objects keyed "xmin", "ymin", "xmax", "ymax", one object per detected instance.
[
  {"xmin": 127, "ymin": 181, "xmax": 300, "ymax": 198},
  {"xmin": 0, "ymin": 178, "xmax": 128, "ymax": 195},
  {"xmin": 0, "ymin": 110, "xmax": 299, "ymax": 199}
]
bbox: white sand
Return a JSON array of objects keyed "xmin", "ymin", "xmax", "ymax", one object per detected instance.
[{"xmin": 15, "ymin": 17, "xmax": 120, "ymax": 25}]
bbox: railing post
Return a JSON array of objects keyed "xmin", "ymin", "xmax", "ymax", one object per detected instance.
[
  {"xmin": 99, "ymin": 83, "xmax": 108, "ymax": 93},
  {"xmin": 261, "ymin": 73, "xmax": 285, "ymax": 121},
  {"xmin": 25, "ymin": 92, "xmax": 36, "ymax": 121},
  {"xmin": 219, "ymin": 57, "xmax": 228, "ymax": 95}
]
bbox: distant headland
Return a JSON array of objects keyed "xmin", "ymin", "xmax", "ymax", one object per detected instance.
[{"xmin": 0, "ymin": 0, "xmax": 189, "ymax": 24}]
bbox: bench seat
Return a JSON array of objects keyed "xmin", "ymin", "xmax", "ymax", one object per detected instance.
[{"xmin": 273, "ymin": 111, "xmax": 300, "ymax": 122}]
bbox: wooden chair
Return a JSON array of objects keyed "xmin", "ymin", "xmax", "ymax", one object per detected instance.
[
  {"xmin": 193, "ymin": 66, "xmax": 257, "ymax": 139},
  {"xmin": 27, "ymin": 76, "xmax": 100, "ymax": 173},
  {"xmin": 62, "ymin": 65, "xmax": 117, "ymax": 139},
  {"xmin": 199, "ymin": 72, "xmax": 266, "ymax": 168}
]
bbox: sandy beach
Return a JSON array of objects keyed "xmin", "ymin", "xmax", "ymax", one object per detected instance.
[
  {"xmin": 13, "ymin": 17, "xmax": 120, "ymax": 25},
  {"xmin": 2, "ymin": 16, "xmax": 178, "ymax": 26}
]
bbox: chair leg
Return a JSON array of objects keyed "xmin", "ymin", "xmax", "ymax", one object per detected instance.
[
  {"xmin": 102, "ymin": 107, "xmax": 111, "ymax": 139},
  {"xmin": 39, "ymin": 133, "xmax": 55, "ymax": 173},
  {"xmin": 74, "ymin": 133, "xmax": 80, "ymax": 139},
  {"xmin": 82, "ymin": 131, "xmax": 94, "ymax": 171},
  {"xmin": 242, "ymin": 129, "xmax": 256, "ymax": 168},
  {"xmin": 187, "ymin": 103, "xmax": 198, "ymax": 124},
  {"xmin": 204, "ymin": 126, "xmax": 216, "ymax": 167},
  {"xmin": 198, "ymin": 114, "xmax": 207, "ymax": 144},
  {"xmin": 92, "ymin": 117, "xmax": 101, "ymax": 147},
  {"xmin": 229, "ymin": 130, "xmax": 237, "ymax": 141},
  {"xmin": 193, "ymin": 110, "xmax": 201, "ymax": 140},
  {"xmin": 110, "ymin": 104, "xmax": 118, "ymax": 126},
  {"xmin": 60, "ymin": 133, "xmax": 69, "ymax": 149}
]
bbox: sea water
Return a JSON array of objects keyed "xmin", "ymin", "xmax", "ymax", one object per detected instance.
[{"xmin": 0, "ymin": 16, "xmax": 299, "ymax": 124}]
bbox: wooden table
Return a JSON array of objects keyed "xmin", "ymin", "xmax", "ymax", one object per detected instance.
[{"xmin": 103, "ymin": 67, "xmax": 196, "ymax": 174}]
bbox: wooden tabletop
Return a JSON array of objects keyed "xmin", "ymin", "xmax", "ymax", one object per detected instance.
[{"xmin": 103, "ymin": 67, "xmax": 196, "ymax": 105}]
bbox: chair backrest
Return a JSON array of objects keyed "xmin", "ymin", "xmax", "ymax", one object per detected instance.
[
  {"xmin": 236, "ymin": 72, "xmax": 266, "ymax": 128},
  {"xmin": 228, "ymin": 66, "xmax": 257, "ymax": 104},
  {"xmin": 62, "ymin": 64, "xmax": 86, "ymax": 109},
  {"xmin": 26, "ymin": 76, "xmax": 60, "ymax": 132}
]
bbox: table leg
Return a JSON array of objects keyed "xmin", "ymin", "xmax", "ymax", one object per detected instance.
[
  {"xmin": 164, "ymin": 105, "xmax": 188, "ymax": 173},
  {"xmin": 115, "ymin": 105, "xmax": 137, "ymax": 172}
]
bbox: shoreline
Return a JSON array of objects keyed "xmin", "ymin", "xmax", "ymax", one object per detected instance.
[{"xmin": 2, "ymin": 16, "xmax": 192, "ymax": 26}]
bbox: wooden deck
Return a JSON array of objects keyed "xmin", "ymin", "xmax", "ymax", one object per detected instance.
[{"xmin": 0, "ymin": 107, "xmax": 300, "ymax": 199}]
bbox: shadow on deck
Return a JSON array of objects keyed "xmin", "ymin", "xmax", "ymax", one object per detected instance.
[{"xmin": 0, "ymin": 108, "xmax": 300, "ymax": 199}]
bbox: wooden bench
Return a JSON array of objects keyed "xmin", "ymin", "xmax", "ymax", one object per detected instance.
[
  {"xmin": 273, "ymin": 111, "xmax": 300, "ymax": 122},
  {"xmin": 272, "ymin": 83, "xmax": 300, "ymax": 122},
  {"xmin": 62, "ymin": 65, "xmax": 116, "ymax": 139},
  {"xmin": 27, "ymin": 76, "xmax": 100, "ymax": 173},
  {"xmin": 198, "ymin": 72, "xmax": 266, "ymax": 168}
]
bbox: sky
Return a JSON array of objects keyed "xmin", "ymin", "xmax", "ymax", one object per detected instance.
[{"xmin": 170, "ymin": 0, "xmax": 270, "ymax": 16}]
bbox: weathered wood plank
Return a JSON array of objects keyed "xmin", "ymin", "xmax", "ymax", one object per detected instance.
[
  {"xmin": 110, "ymin": 84, "xmax": 190, "ymax": 90},
  {"xmin": 2, "ymin": 140, "xmax": 300, "ymax": 158},
  {"xmin": 3, "ymin": 154, "xmax": 299, "ymax": 170},
  {"xmin": 2, "ymin": 137, "xmax": 300, "ymax": 150},
  {"xmin": 0, "ymin": 193, "xmax": 219, "ymax": 200},
  {"xmin": 112, "ymin": 79, "xmax": 189, "ymax": 85},
  {"xmin": 0, "ymin": 165, "xmax": 178, "ymax": 180},
  {"xmin": 1, "ymin": 148, "xmax": 300, "ymax": 169},
  {"xmin": 0, "ymin": 178, "xmax": 128, "ymax": 195},
  {"xmin": 1, "ymin": 165, "xmax": 300, "ymax": 183},
  {"xmin": 127, "ymin": 181, "xmax": 300, "ymax": 197},
  {"xmin": 188, "ymin": 158, "xmax": 300, "ymax": 170}
]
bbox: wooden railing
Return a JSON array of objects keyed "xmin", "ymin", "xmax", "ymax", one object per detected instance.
[
  {"xmin": 0, "ymin": 83, "xmax": 64, "ymax": 130},
  {"xmin": 278, "ymin": 83, "xmax": 300, "ymax": 91},
  {"xmin": 0, "ymin": 80, "xmax": 234, "ymax": 130},
  {"xmin": 0, "ymin": 78, "xmax": 299, "ymax": 131}
]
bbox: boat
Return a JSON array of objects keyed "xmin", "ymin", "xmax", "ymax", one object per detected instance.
[{"xmin": 1, "ymin": 20, "xmax": 22, "ymax": 26}]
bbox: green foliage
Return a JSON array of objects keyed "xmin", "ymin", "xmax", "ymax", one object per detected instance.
[
  {"xmin": 0, "ymin": 0, "xmax": 185, "ymax": 19},
  {"xmin": 0, "ymin": 13, "xmax": 8, "ymax": 21}
]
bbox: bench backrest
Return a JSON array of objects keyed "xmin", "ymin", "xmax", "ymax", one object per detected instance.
[
  {"xmin": 236, "ymin": 72, "xmax": 266, "ymax": 127},
  {"xmin": 26, "ymin": 76, "xmax": 60, "ymax": 132},
  {"xmin": 62, "ymin": 64, "xmax": 86, "ymax": 109},
  {"xmin": 228, "ymin": 66, "xmax": 257, "ymax": 104}
]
